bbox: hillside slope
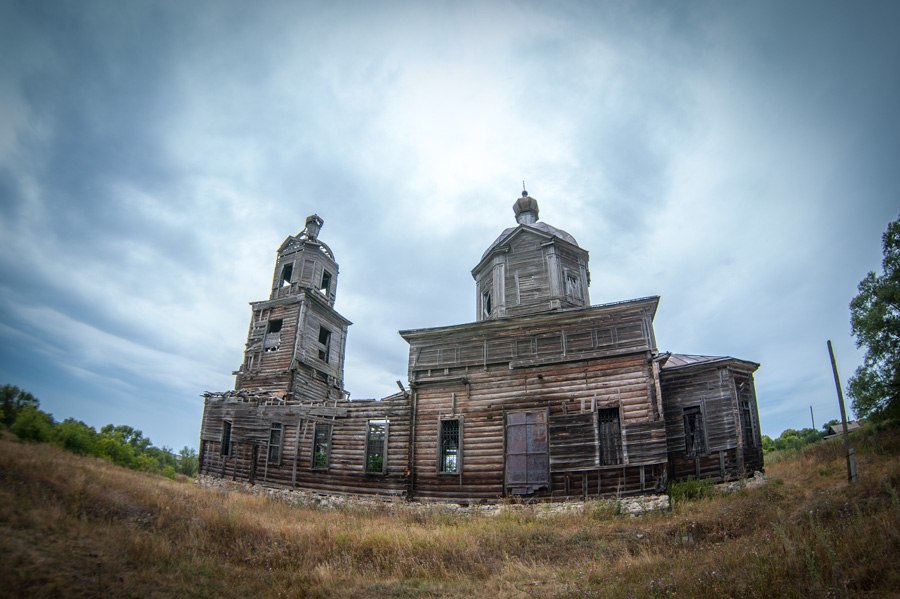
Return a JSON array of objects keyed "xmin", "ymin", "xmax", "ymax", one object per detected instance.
[{"xmin": 1, "ymin": 426, "xmax": 898, "ymax": 598}]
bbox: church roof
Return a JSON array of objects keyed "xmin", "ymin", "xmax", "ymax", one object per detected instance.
[
  {"xmin": 481, "ymin": 222, "xmax": 580, "ymax": 261},
  {"xmin": 661, "ymin": 353, "xmax": 759, "ymax": 371}
]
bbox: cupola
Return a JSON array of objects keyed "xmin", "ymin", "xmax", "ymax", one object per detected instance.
[{"xmin": 513, "ymin": 190, "xmax": 539, "ymax": 225}]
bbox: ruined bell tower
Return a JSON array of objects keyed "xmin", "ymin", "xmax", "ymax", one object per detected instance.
[{"xmin": 234, "ymin": 215, "xmax": 351, "ymax": 403}]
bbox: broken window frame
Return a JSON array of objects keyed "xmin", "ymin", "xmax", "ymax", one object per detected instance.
[
  {"xmin": 279, "ymin": 262, "xmax": 294, "ymax": 288},
  {"xmin": 221, "ymin": 420, "xmax": 232, "ymax": 456},
  {"xmin": 438, "ymin": 418, "xmax": 462, "ymax": 474},
  {"xmin": 481, "ymin": 289, "xmax": 492, "ymax": 319},
  {"xmin": 318, "ymin": 325, "xmax": 332, "ymax": 363},
  {"xmin": 564, "ymin": 270, "xmax": 582, "ymax": 302},
  {"xmin": 312, "ymin": 422, "xmax": 332, "ymax": 470},
  {"xmin": 365, "ymin": 419, "xmax": 389, "ymax": 474},
  {"xmin": 267, "ymin": 423, "xmax": 283, "ymax": 465},
  {"xmin": 740, "ymin": 401, "xmax": 756, "ymax": 448},
  {"xmin": 683, "ymin": 406, "xmax": 707, "ymax": 457},
  {"xmin": 264, "ymin": 319, "xmax": 283, "ymax": 352},
  {"xmin": 597, "ymin": 407, "xmax": 623, "ymax": 465},
  {"xmin": 320, "ymin": 270, "xmax": 332, "ymax": 296}
]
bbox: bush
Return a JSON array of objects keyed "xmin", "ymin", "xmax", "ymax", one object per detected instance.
[
  {"xmin": 10, "ymin": 406, "xmax": 54, "ymax": 443},
  {"xmin": 668, "ymin": 477, "xmax": 714, "ymax": 503}
]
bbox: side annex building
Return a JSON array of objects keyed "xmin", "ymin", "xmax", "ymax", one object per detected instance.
[{"xmin": 199, "ymin": 193, "xmax": 764, "ymax": 501}]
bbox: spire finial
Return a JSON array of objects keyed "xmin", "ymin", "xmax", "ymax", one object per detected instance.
[{"xmin": 522, "ymin": 180, "xmax": 527, "ymax": 197}]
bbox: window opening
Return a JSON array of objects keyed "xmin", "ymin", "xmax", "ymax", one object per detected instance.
[
  {"xmin": 684, "ymin": 407, "xmax": 707, "ymax": 456},
  {"xmin": 565, "ymin": 271, "xmax": 581, "ymax": 301},
  {"xmin": 313, "ymin": 423, "xmax": 332, "ymax": 470},
  {"xmin": 320, "ymin": 270, "xmax": 332, "ymax": 295},
  {"xmin": 439, "ymin": 419, "xmax": 460, "ymax": 473},
  {"xmin": 221, "ymin": 420, "xmax": 232, "ymax": 456},
  {"xmin": 318, "ymin": 326, "xmax": 332, "ymax": 362},
  {"xmin": 268, "ymin": 423, "xmax": 283, "ymax": 465},
  {"xmin": 740, "ymin": 401, "xmax": 755, "ymax": 448},
  {"xmin": 279, "ymin": 263, "xmax": 293, "ymax": 288},
  {"xmin": 482, "ymin": 290, "xmax": 492, "ymax": 319},
  {"xmin": 264, "ymin": 319, "xmax": 283, "ymax": 352},
  {"xmin": 365, "ymin": 419, "xmax": 388, "ymax": 474},
  {"xmin": 597, "ymin": 408, "xmax": 622, "ymax": 465}
]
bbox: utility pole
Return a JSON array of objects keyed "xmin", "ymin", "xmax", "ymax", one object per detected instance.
[
  {"xmin": 810, "ymin": 405, "xmax": 815, "ymax": 430},
  {"xmin": 827, "ymin": 340, "xmax": 858, "ymax": 483}
]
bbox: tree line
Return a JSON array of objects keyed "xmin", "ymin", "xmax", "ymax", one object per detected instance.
[{"xmin": 1, "ymin": 384, "xmax": 198, "ymax": 478}]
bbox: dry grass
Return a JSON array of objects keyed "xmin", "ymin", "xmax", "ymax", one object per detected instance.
[{"xmin": 1, "ymin": 426, "xmax": 899, "ymax": 598}]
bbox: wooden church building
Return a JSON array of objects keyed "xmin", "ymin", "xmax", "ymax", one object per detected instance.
[{"xmin": 198, "ymin": 193, "xmax": 764, "ymax": 501}]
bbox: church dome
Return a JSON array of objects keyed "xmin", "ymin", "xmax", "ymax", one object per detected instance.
[{"xmin": 481, "ymin": 191, "xmax": 579, "ymax": 260}]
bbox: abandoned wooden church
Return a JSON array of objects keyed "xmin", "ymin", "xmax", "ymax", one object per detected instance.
[{"xmin": 199, "ymin": 193, "xmax": 764, "ymax": 501}]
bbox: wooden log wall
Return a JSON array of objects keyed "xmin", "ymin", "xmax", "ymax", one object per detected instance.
[
  {"xmin": 236, "ymin": 301, "xmax": 301, "ymax": 394},
  {"xmin": 660, "ymin": 364, "xmax": 763, "ymax": 481},
  {"xmin": 199, "ymin": 391, "xmax": 410, "ymax": 496},
  {"xmin": 409, "ymin": 353, "xmax": 668, "ymax": 501},
  {"xmin": 295, "ymin": 294, "xmax": 348, "ymax": 382},
  {"xmin": 408, "ymin": 301, "xmax": 657, "ymax": 376},
  {"xmin": 733, "ymin": 371, "xmax": 764, "ymax": 473},
  {"xmin": 503, "ymin": 232, "xmax": 552, "ymax": 317}
]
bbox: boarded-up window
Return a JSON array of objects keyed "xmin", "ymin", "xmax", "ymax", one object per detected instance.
[
  {"xmin": 365, "ymin": 419, "xmax": 388, "ymax": 474},
  {"xmin": 320, "ymin": 270, "xmax": 332, "ymax": 295},
  {"xmin": 268, "ymin": 423, "xmax": 283, "ymax": 465},
  {"xmin": 313, "ymin": 423, "xmax": 332, "ymax": 470},
  {"xmin": 221, "ymin": 420, "xmax": 232, "ymax": 456},
  {"xmin": 684, "ymin": 407, "xmax": 707, "ymax": 456},
  {"xmin": 318, "ymin": 326, "xmax": 332, "ymax": 362},
  {"xmin": 279, "ymin": 263, "xmax": 293, "ymax": 287},
  {"xmin": 439, "ymin": 419, "xmax": 460, "ymax": 473},
  {"xmin": 264, "ymin": 319, "xmax": 283, "ymax": 352},
  {"xmin": 598, "ymin": 408, "xmax": 622, "ymax": 465},
  {"xmin": 505, "ymin": 411, "xmax": 549, "ymax": 494}
]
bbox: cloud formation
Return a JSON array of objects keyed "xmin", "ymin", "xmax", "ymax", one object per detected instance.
[{"xmin": 1, "ymin": 0, "xmax": 898, "ymax": 449}]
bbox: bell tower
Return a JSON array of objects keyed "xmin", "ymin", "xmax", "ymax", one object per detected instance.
[{"xmin": 235, "ymin": 215, "xmax": 351, "ymax": 403}]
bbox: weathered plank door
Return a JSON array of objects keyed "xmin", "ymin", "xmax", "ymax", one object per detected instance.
[{"xmin": 505, "ymin": 410, "xmax": 549, "ymax": 494}]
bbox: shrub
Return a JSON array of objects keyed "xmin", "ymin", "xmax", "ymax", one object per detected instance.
[{"xmin": 668, "ymin": 477, "xmax": 714, "ymax": 503}]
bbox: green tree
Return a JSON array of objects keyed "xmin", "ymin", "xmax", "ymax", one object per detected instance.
[
  {"xmin": 54, "ymin": 418, "xmax": 98, "ymax": 455},
  {"xmin": 11, "ymin": 405, "xmax": 55, "ymax": 442},
  {"xmin": 849, "ymin": 216, "xmax": 900, "ymax": 419},
  {"xmin": 176, "ymin": 446, "xmax": 199, "ymax": 477},
  {"xmin": 1, "ymin": 384, "xmax": 39, "ymax": 428}
]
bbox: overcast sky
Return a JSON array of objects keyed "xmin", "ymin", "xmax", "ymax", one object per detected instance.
[{"xmin": 1, "ymin": 0, "xmax": 898, "ymax": 450}]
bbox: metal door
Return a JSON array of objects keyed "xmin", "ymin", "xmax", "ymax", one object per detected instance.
[{"xmin": 505, "ymin": 410, "xmax": 549, "ymax": 494}]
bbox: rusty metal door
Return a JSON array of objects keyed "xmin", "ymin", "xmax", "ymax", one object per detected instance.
[{"xmin": 505, "ymin": 410, "xmax": 549, "ymax": 494}]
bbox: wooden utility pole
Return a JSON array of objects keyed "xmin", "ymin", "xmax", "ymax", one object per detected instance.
[
  {"xmin": 810, "ymin": 405, "xmax": 815, "ymax": 430},
  {"xmin": 827, "ymin": 340, "xmax": 858, "ymax": 483}
]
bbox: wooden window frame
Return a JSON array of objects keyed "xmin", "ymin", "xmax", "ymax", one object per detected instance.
[
  {"xmin": 312, "ymin": 422, "xmax": 332, "ymax": 470},
  {"xmin": 481, "ymin": 289, "xmax": 492, "ymax": 319},
  {"xmin": 320, "ymin": 270, "xmax": 332, "ymax": 296},
  {"xmin": 264, "ymin": 319, "xmax": 283, "ymax": 352},
  {"xmin": 318, "ymin": 325, "xmax": 332, "ymax": 363},
  {"xmin": 221, "ymin": 420, "xmax": 232, "ymax": 456},
  {"xmin": 279, "ymin": 262, "xmax": 293, "ymax": 288},
  {"xmin": 437, "ymin": 417, "xmax": 462, "ymax": 474},
  {"xmin": 365, "ymin": 419, "xmax": 389, "ymax": 475},
  {"xmin": 683, "ymin": 406, "xmax": 708, "ymax": 457},
  {"xmin": 267, "ymin": 422, "xmax": 283, "ymax": 465},
  {"xmin": 597, "ymin": 407, "xmax": 623, "ymax": 465}
]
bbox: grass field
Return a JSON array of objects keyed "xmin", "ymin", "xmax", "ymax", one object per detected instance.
[{"xmin": 1, "ymin": 424, "xmax": 898, "ymax": 598}]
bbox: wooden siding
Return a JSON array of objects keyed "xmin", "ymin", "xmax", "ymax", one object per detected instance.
[
  {"xmin": 408, "ymin": 353, "xmax": 668, "ymax": 501},
  {"xmin": 406, "ymin": 299, "xmax": 658, "ymax": 376},
  {"xmin": 661, "ymin": 364, "xmax": 764, "ymax": 481},
  {"xmin": 199, "ymin": 391, "xmax": 409, "ymax": 496}
]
